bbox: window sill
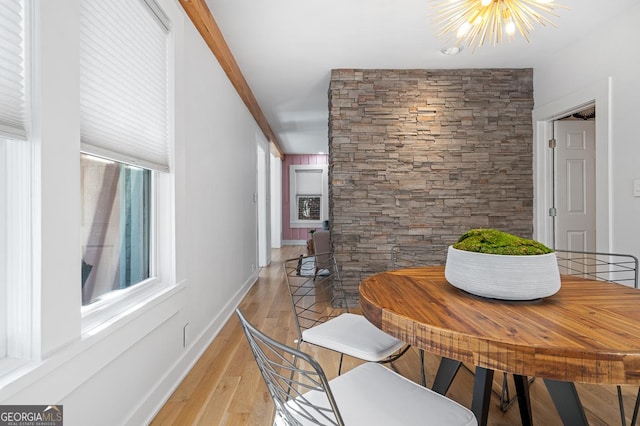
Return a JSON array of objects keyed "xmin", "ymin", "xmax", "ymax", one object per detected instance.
[
  {"xmin": 0, "ymin": 357, "xmax": 32, "ymax": 381},
  {"xmin": 290, "ymin": 221, "xmax": 324, "ymax": 229},
  {"xmin": 81, "ymin": 278, "xmax": 180, "ymax": 338},
  {"xmin": 0, "ymin": 280, "xmax": 185, "ymax": 401}
]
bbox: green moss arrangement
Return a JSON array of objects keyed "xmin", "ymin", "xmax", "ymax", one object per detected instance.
[{"xmin": 453, "ymin": 228, "xmax": 553, "ymax": 256}]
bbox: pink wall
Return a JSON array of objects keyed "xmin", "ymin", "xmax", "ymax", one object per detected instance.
[{"xmin": 282, "ymin": 154, "xmax": 328, "ymax": 242}]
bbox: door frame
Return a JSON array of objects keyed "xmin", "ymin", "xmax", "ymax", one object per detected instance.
[{"xmin": 532, "ymin": 77, "xmax": 612, "ymax": 251}]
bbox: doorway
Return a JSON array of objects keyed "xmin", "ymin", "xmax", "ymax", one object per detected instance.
[{"xmin": 532, "ymin": 77, "xmax": 611, "ymax": 252}]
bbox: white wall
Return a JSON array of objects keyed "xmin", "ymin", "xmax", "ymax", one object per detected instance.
[
  {"xmin": 533, "ymin": 3, "xmax": 640, "ymax": 263},
  {"xmin": 0, "ymin": 1, "xmax": 261, "ymax": 425}
]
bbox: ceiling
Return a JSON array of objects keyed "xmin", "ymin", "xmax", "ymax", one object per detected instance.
[{"xmin": 204, "ymin": 0, "xmax": 637, "ymax": 155}]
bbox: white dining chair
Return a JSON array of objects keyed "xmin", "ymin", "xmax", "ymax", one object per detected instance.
[
  {"xmin": 236, "ymin": 308, "xmax": 478, "ymax": 426},
  {"xmin": 283, "ymin": 252, "xmax": 411, "ymax": 375}
]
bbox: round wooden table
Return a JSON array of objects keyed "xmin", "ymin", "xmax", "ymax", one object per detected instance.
[{"xmin": 359, "ymin": 266, "xmax": 640, "ymax": 425}]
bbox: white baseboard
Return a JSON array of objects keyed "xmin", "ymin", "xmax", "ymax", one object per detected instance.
[{"xmin": 129, "ymin": 271, "xmax": 260, "ymax": 426}]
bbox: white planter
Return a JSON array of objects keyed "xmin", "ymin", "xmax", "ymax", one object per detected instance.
[{"xmin": 444, "ymin": 246, "xmax": 561, "ymax": 300}]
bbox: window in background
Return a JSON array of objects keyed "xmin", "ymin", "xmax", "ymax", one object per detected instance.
[
  {"xmin": 289, "ymin": 165, "xmax": 328, "ymax": 228},
  {"xmin": 297, "ymin": 195, "xmax": 321, "ymax": 221}
]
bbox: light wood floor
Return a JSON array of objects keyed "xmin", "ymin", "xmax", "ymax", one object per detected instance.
[{"xmin": 151, "ymin": 246, "xmax": 637, "ymax": 425}]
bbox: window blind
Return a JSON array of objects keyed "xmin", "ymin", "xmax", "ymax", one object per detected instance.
[
  {"xmin": 80, "ymin": 0, "xmax": 170, "ymax": 172},
  {"xmin": 295, "ymin": 169, "xmax": 323, "ymax": 195},
  {"xmin": 0, "ymin": 0, "xmax": 27, "ymax": 140}
]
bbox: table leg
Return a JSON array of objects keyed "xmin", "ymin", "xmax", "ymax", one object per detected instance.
[
  {"xmin": 513, "ymin": 375, "xmax": 533, "ymax": 426},
  {"xmin": 471, "ymin": 367, "xmax": 494, "ymax": 426},
  {"xmin": 432, "ymin": 357, "xmax": 462, "ymax": 395},
  {"xmin": 419, "ymin": 349, "xmax": 426, "ymax": 387},
  {"xmin": 543, "ymin": 378, "xmax": 589, "ymax": 426}
]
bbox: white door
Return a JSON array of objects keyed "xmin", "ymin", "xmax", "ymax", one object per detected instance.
[
  {"xmin": 554, "ymin": 120, "xmax": 596, "ymax": 251},
  {"xmin": 257, "ymin": 136, "xmax": 271, "ymax": 267}
]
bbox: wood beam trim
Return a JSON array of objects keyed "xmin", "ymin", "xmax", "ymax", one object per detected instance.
[{"xmin": 179, "ymin": 0, "xmax": 285, "ymax": 159}]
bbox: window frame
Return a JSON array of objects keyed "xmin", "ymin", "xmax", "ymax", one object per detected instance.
[
  {"xmin": 289, "ymin": 164, "xmax": 328, "ymax": 228},
  {"xmin": 81, "ymin": 165, "xmax": 175, "ymax": 335},
  {"xmin": 78, "ymin": 0, "xmax": 175, "ymax": 334}
]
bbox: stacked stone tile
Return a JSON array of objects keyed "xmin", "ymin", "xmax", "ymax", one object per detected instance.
[{"xmin": 328, "ymin": 69, "xmax": 534, "ymax": 299}]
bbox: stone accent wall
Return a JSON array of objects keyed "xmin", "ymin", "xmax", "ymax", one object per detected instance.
[{"xmin": 328, "ymin": 68, "xmax": 534, "ymax": 294}]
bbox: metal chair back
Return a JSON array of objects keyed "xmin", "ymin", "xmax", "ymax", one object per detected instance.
[
  {"xmin": 236, "ymin": 308, "xmax": 344, "ymax": 426},
  {"xmin": 555, "ymin": 249, "xmax": 639, "ymax": 425},
  {"xmin": 555, "ymin": 249, "xmax": 639, "ymax": 288},
  {"xmin": 283, "ymin": 252, "xmax": 350, "ymax": 343},
  {"xmin": 391, "ymin": 244, "xmax": 450, "ymax": 269}
]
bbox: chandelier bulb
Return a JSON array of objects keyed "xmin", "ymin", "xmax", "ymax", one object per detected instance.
[
  {"xmin": 457, "ymin": 21, "xmax": 472, "ymax": 38},
  {"xmin": 505, "ymin": 19, "xmax": 516, "ymax": 35},
  {"xmin": 481, "ymin": 0, "xmax": 492, "ymax": 6}
]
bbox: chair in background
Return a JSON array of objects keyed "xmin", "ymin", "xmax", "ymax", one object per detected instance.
[
  {"xmin": 555, "ymin": 249, "xmax": 639, "ymax": 426},
  {"xmin": 390, "ymin": 243, "xmax": 449, "ymax": 270},
  {"xmin": 283, "ymin": 252, "xmax": 410, "ymax": 376},
  {"xmin": 236, "ymin": 308, "xmax": 478, "ymax": 426},
  {"xmin": 390, "ymin": 244, "xmax": 448, "ymax": 387},
  {"xmin": 555, "ymin": 249, "xmax": 638, "ymax": 289},
  {"xmin": 312, "ymin": 230, "xmax": 331, "ymax": 279},
  {"xmin": 391, "ymin": 243, "xmax": 447, "ymax": 386}
]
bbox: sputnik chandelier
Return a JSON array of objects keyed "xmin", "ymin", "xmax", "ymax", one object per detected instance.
[{"xmin": 431, "ymin": 0, "xmax": 566, "ymax": 51}]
